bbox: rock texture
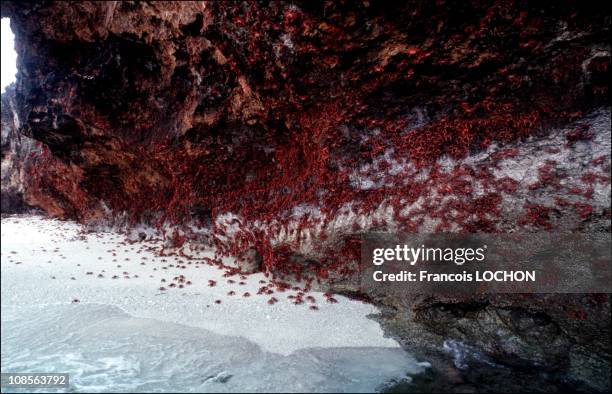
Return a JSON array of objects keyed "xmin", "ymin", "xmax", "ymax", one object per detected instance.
[
  {"xmin": 1, "ymin": 85, "xmax": 38, "ymax": 212},
  {"xmin": 1, "ymin": 1, "xmax": 610, "ymax": 391},
  {"xmin": 2, "ymin": 1, "xmax": 609, "ymax": 224}
]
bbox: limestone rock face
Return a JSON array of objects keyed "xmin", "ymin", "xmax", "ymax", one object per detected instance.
[
  {"xmin": 1, "ymin": 85, "xmax": 38, "ymax": 213},
  {"xmin": 1, "ymin": 1, "xmax": 610, "ymax": 390},
  {"xmin": 2, "ymin": 1, "xmax": 609, "ymax": 223}
]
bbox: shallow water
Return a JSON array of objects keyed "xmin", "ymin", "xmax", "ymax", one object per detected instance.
[{"xmin": 1, "ymin": 301, "xmax": 426, "ymax": 393}]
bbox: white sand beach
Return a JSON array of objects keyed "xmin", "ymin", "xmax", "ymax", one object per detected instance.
[{"xmin": 1, "ymin": 215, "xmax": 428, "ymax": 392}]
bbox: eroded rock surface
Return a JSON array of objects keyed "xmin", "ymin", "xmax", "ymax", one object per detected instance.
[
  {"xmin": 2, "ymin": 1, "xmax": 609, "ymax": 225},
  {"xmin": 1, "ymin": 85, "xmax": 38, "ymax": 213}
]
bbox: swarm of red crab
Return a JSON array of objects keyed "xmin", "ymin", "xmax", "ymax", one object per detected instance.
[{"xmin": 2, "ymin": 1, "xmax": 610, "ymax": 283}]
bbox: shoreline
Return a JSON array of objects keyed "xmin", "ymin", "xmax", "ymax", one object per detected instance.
[{"xmin": 1, "ymin": 214, "xmax": 428, "ymax": 392}]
